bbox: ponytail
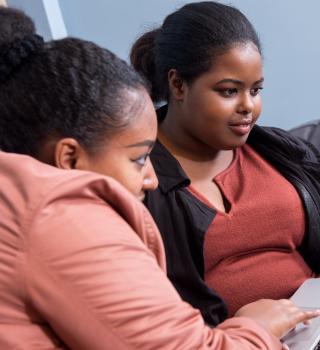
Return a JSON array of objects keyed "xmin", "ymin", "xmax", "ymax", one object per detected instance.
[
  {"xmin": 0, "ymin": 33, "xmax": 44, "ymax": 82},
  {"xmin": 130, "ymin": 28, "xmax": 164, "ymax": 103}
]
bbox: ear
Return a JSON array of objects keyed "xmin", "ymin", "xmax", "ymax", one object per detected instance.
[
  {"xmin": 54, "ymin": 138, "xmax": 88, "ymax": 170},
  {"xmin": 168, "ymin": 69, "xmax": 186, "ymax": 101}
]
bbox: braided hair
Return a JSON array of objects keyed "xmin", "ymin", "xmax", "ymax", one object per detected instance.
[{"xmin": 0, "ymin": 7, "xmax": 147, "ymax": 157}]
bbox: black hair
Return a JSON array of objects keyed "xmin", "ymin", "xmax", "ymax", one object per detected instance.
[
  {"xmin": 0, "ymin": 6, "xmax": 147, "ymax": 157},
  {"xmin": 130, "ymin": 1, "xmax": 261, "ymax": 103}
]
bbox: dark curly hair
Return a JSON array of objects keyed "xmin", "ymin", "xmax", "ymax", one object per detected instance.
[
  {"xmin": 130, "ymin": 1, "xmax": 261, "ymax": 103},
  {"xmin": 0, "ymin": 7, "xmax": 147, "ymax": 157}
]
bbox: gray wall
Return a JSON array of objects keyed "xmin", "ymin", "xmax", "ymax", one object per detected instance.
[
  {"xmin": 57, "ymin": 0, "xmax": 320, "ymax": 129},
  {"xmin": 7, "ymin": 0, "xmax": 66, "ymax": 39},
  {"xmin": 7, "ymin": 0, "xmax": 320, "ymax": 129}
]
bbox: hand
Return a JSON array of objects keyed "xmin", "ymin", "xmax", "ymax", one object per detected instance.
[{"xmin": 235, "ymin": 298, "xmax": 320, "ymax": 338}]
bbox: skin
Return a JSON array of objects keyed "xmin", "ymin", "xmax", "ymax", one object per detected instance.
[
  {"xmin": 159, "ymin": 42, "xmax": 263, "ymax": 212},
  {"xmin": 42, "ymin": 88, "xmax": 158, "ymax": 201},
  {"xmin": 72, "ymin": 89, "xmax": 158, "ymax": 201},
  {"xmin": 235, "ymin": 299, "xmax": 320, "ymax": 339}
]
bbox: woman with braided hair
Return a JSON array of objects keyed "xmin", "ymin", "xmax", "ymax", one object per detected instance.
[
  {"xmin": 0, "ymin": 7, "xmax": 158, "ymax": 199},
  {"xmin": 0, "ymin": 6, "xmax": 319, "ymax": 350}
]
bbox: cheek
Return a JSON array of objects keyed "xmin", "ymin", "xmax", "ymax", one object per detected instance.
[
  {"xmin": 121, "ymin": 174, "xmax": 140, "ymax": 194},
  {"xmin": 201, "ymin": 94, "xmax": 235, "ymax": 119},
  {"xmin": 189, "ymin": 96, "xmax": 227, "ymax": 122},
  {"xmin": 115, "ymin": 164, "xmax": 144, "ymax": 196},
  {"xmin": 88, "ymin": 156, "xmax": 131, "ymax": 188},
  {"xmin": 253, "ymin": 97, "xmax": 262, "ymax": 120},
  {"xmin": 85, "ymin": 153, "xmax": 144, "ymax": 196}
]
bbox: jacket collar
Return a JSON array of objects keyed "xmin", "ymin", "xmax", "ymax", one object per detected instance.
[{"xmin": 150, "ymin": 140, "xmax": 190, "ymax": 194}]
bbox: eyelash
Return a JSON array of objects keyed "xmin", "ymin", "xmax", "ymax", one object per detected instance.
[
  {"xmin": 218, "ymin": 87, "xmax": 263, "ymax": 97},
  {"xmin": 132, "ymin": 153, "xmax": 150, "ymax": 167}
]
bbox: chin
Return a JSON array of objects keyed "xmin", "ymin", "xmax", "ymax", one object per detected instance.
[
  {"xmin": 220, "ymin": 138, "xmax": 248, "ymax": 151},
  {"xmin": 230, "ymin": 134, "xmax": 250, "ymax": 148}
]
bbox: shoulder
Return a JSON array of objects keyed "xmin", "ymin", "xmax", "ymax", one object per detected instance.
[
  {"xmin": 0, "ymin": 151, "xmax": 165, "ymax": 266},
  {"xmin": 0, "ymin": 150, "xmax": 136, "ymax": 218},
  {"xmin": 249, "ymin": 125, "xmax": 320, "ymax": 163}
]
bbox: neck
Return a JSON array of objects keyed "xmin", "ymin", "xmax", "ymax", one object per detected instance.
[
  {"xmin": 158, "ymin": 103, "xmax": 230, "ymax": 161},
  {"xmin": 158, "ymin": 103, "xmax": 234, "ymax": 179}
]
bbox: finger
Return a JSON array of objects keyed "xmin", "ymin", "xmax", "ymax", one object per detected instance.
[
  {"xmin": 303, "ymin": 319, "xmax": 311, "ymax": 326},
  {"xmin": 292, "ymin": 309, "xmax": 320, "ymax": 325},
  {"xmin": 305, "ymin": 310, "xmax": 320, "ymax": 318},
  {"xmin": 282, "ymin": 343, "xmax": 290, "ymax": 350}
]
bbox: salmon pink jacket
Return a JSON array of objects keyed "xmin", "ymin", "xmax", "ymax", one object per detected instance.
[{"xmin": 0, "ymin": 151, "xmax": 281, "ymax": 349}]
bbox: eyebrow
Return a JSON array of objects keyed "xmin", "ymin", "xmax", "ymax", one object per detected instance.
[
  {"xmin": 126, "ymin": 140, "xmax": 155, "ymax": 148},
  {"xmin": 216, "ymin": 77, "xmax": 264, "ymax": 85}
]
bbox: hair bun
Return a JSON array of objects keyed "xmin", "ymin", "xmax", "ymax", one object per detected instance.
[{"xmin": 0, "ymin": 33, "xmax": 44, "ymax": 82}]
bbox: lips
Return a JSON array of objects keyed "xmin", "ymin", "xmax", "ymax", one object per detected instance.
[{"xmin": 228, "ymin": 120, "xmax": 253, "ymax": 136}]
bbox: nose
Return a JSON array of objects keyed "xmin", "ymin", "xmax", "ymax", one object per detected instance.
[
  {"xmin": 142, "ymin": 158, "xmax": 158, "ymax": 191},
  {"xmin": 238, "ymin": 92, "xmax": 254, "ymax": 115}
]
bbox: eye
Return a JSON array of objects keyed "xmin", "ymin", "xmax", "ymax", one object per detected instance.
[
  {"xmin": 250, "ymin": 87, "xmax": 263, "ymax": 96},
  {"xmin": 217, "ymin": 88, "xmax": 238, "ymax": 97},
  {"xmin": 132, "ymin": 153, "xmax": 150, "ymax": 167}
]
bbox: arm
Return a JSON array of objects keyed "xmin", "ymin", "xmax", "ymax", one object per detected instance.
[{"xmin": 24, "ymin": 194, "xmax": 282, "ymax": 350}]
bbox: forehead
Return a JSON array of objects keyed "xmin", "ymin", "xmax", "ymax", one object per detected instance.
[
  {"xmin": 110, "ymin": 89, "xmax": 157, "ymax": 146},
  {"xmin": 204, "ymin": 43, "xmax": 263, "ymax": 80}
]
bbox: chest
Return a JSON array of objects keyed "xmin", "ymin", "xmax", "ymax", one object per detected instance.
[{"xmin": 189, "ymin": 144, "xmax": 305, "ymax": 262}]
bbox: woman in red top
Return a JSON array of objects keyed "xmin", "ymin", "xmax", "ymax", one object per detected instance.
[{"xmin": 131, "ymin": 1, "xmax": 320, "ymax": 324}]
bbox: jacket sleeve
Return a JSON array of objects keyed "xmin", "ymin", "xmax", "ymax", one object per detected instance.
[{"xmin": 24, "ymin": 193, "xmax": 281, "ymax": 350}]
